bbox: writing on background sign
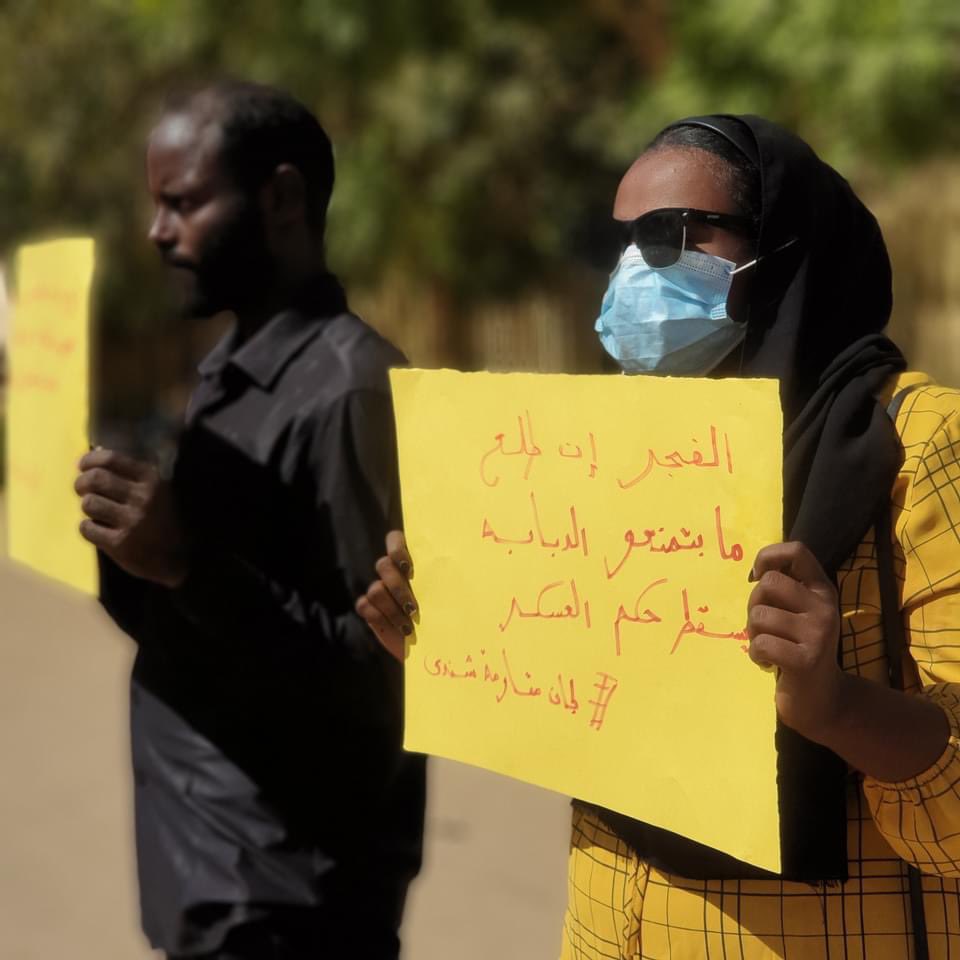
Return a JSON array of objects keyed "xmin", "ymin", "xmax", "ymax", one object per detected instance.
[
  {"xmin": 11, "ymin": 327, "xmax": 78, "ymax": 356},
  {"xmin": 16, "ymin": 282, "xmax": 85, "ymax": 314},
  {"xmin": 7, "ymin": 325, "xmax": 80, "ymax": 395},
  {"xmin": 8, "ymin": 460, "xmax": 44, "ymax": 492},
  {"xmin": 6, "ymin": 236, "xmax": 97, "ymax": 596}
]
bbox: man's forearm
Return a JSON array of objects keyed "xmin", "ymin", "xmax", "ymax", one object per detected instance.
[{"xmin": 171, "ymin": 546, "xmax": 369, "ymax": 656}]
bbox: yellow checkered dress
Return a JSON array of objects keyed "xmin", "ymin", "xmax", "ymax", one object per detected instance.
[{"xmin": 562, "ymin": 373, "xmax": 960, "ymax": 959}]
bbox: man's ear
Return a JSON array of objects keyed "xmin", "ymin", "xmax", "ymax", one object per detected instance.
[{"xmin": 260, "ymin": 163, "xmax": 307, "ymax": 228}]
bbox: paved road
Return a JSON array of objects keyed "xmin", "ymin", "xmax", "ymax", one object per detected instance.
[{"xmin": 0, "ymin": 525, "xmax": 570, "ymax": 958}]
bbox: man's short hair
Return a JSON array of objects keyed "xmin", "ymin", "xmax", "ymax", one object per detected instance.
[{"xmin": 164, "ymin": 80, "xmax": 335, "ymax": 229}]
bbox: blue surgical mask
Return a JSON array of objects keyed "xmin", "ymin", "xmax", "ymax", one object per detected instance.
[{"xmin": 594, "ymin": 244, "xmax": 747, "ymax": 376}]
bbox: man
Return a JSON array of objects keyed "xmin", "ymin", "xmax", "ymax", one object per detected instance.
[{"xmin": 74, "ymin": 81, "xmax": 424, "ymax": 959}]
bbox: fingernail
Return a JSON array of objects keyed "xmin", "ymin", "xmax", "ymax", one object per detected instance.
[
  {"xmin": 398, "ymin": 560, "xmax": 410, "ymax": 576},
  {"xmin": 747, "ymin": 568, "xmax": 758, "ymax": 582},
  {"xmin": 401, "ymin": 623, "xmax": 412, "ymax": 636},
  {"xmin": 403, "ymin": 602, "xmax": 417, "ymax": 616}
]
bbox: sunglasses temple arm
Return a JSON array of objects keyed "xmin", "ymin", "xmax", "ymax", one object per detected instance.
[{"xmin": 731, "ymin": 236, "xmax": 799, "ymax": 275}]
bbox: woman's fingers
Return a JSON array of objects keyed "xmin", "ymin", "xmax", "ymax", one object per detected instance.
[
  {"xmin": 375, "ymin": 555, "xmax": 418, "ymax": 616},
  {"xmin": 356, "ymin": 595, "xmax": 405, "ymax": 662},
  {"xmin": 386, "ymin": 529, "xmax": 414, "ymax": 578},
  {"xmin": 750, "ymin": 541, "xmax": 836, "ymax": 604},
  {"xmin": 366, "ymin": 579, "xmax": 414, "ymax": 638},
  {"xmin": 747, "ymin": 602, "xmax": 804, "ymax": 645},
  {"xmin": 748, "ymin": 633, "xmax": 805, "ymax": 672},
  {"xmin": 748, "ymin": 567, "xmax": 818, "ymax": 616},
  {"xmin": 355, "ymin": 531, "xmax": 419, "ymax": 664}
]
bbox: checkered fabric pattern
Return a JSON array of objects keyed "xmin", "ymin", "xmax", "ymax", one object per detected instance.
[{"xmin": 561, "ymin": 373, "xmax": 960, "ymax": 959}]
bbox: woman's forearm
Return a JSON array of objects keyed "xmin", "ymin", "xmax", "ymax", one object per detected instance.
[{"xmin": 815, "ymin": 673, "xmax": 950, "ymax": 783}]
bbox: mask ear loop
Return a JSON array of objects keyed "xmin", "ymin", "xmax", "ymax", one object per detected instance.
[
  {"xmin": 727, "ymin": 237, "xmax": 799, "ymax": 374},
  {"xmin": 730, "ymin": 236, "xmax": 799, "ymax": 275}
]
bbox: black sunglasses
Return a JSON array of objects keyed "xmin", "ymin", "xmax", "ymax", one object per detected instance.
[{"xmin": 620, "ymin": 207, "xmax": 756, "ymax": 269}]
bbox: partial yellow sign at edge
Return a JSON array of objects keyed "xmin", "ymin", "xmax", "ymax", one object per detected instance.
[{"xmin": 6, "ymin": 237, "xmax": 97, "ymax": 595}]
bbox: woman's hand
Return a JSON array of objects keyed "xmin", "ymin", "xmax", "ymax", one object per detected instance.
[
  {"xmin": 747, "ymin": 539, "xmax": 950, "ymax": 780},
  {"xmin": 746, "ymin": 541, "xmax": 845, "ymax": 744},
  {"xmin": 356, "ymin": 530, "xmax": 417, "ymax": 662}
]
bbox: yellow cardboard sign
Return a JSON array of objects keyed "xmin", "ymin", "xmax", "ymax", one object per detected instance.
[
  {"xmin": 6, "ymin": 238, "xmax": 96, "ymax": 594},
  {"xmin": 392, "ymin": 369, "xmax": 783, "ymax": 872}
]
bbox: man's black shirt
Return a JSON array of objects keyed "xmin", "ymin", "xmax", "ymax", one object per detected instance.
[{"xmin": 99, "ymin": 276, "xmax": 424, "ymax": 953}]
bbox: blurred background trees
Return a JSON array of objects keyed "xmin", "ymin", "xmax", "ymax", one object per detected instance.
[{"xmin": 1, "ymin": 0, "xmax": 959, "ymax": 438}]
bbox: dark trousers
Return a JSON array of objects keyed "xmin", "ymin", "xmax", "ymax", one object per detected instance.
[
  {"xmin": 133, "ymin": 681, "xmax": 424, "ymax": 960},
  {"xmin": 167, "ymin": 897, "xmax": 405, "ymax": 960}
]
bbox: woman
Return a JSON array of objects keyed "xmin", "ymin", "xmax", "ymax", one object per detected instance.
[{"xmin": 357, "ymin": 115, "xmax": 960, "ymax": 958}]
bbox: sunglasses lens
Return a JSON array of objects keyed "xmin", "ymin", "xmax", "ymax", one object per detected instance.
[{"xmin": 634, "ymin": 211, "xmax": 683, "ymax": 268}]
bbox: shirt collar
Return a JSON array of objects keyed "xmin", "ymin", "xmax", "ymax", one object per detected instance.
[{"xmin": 196, "ymin": 274, "xmax": 348, "ymax": 389}]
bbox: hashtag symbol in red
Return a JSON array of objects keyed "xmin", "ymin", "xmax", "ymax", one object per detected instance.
[{"xmin": 588, "ymin": 672, "xmax": 619, "ymax": 731}]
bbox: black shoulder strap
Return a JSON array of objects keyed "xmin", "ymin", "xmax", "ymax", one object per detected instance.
[
  {"xmin": 885, "ymin": 381, "xmax": 921, "ymax": 432},
  {"xmin": 877, "ymin": 383, "xmax": 929, "ymax": 960},
  {"xmin": 877, "ymin": 382, "xmax": 923, "ymax": 687}
]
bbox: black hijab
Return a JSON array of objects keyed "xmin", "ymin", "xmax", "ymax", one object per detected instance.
[
  {"xmin": 594, "ymin": 115, "xmax": 906, "ymax": 881},
  {"xmin": 679, "ymin": 114, "xmax": 906, "ymax": 575}
]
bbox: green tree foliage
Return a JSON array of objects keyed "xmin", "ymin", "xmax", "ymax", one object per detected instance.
[
  {"xmin": 0, "ymin": 0, "xmax": 957, "ymax": 340},
  {"xmin": 604, "ymin": 0, "xmax": 960, "ymax": 175}
]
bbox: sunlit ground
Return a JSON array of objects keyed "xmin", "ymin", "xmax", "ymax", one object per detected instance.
[{"xmin": 0, "ymin": 497, "xmax": 571, "ymax": 959}]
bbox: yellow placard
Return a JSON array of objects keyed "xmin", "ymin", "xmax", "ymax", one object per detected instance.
[
  {"xmin": 393, "ymin": 369, "xmax": 783, "ymax": 872},
  {"xmin": 6, "ymin": 238, "xmax": 96, "ymax": 595}
]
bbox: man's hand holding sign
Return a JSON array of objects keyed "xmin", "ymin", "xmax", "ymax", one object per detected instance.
[{"xmin": 75, "ymin": 448, "xmax": 189, "ymax": 589}]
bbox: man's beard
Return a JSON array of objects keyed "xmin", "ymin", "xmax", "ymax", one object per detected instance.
[{"xmin": 168, "ymin": 202, "xmax": 272, "ymax": 319}]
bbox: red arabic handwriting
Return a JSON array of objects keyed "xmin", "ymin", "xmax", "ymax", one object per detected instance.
[
  {"xmin": 482, "ymin": 492, "xmax": 589, "ymax": 557},
  {"xmin": 7, "ymin": 370, "xmax": 62, "ymax": 394},
  {"xmin": 11, "ymin": 328, "xmax": 78, "ymax": 357},
  {"xmin": 588, "ymin": 672, "xmax": 619, "ymax": 730},
  {"xmin": 671, "ymin": 587, "xmax": 749, "ymax": 654},
  {"xmin": 618, "ymin": 426, "xmax": 733, "ymax": 489},
  {"xmin": 714, "ymin": 505, "xmax": 743, "ymax": 562},
  {"xmin": 610, "ymin": 581, "xmax": 749, "ymax": 657},
  {"xmin": 603, "ymin": 505, "xmax": 743, "ymax": 579},
  {"xmin": 604, "ymin": 527, "xmax": 704, "ymax": 579},
  {"xmin": 17, "ymin": 286, "xmax": 83, "ymax": 313},
  {"xmin": 423, "ymin": 647, "xmax": 585, "ymax": 718},
  {"xmin": 547, "ymin": 675, "xmax": 581, "ymax": 713},
  {"xmin": 479, "ymin": 413, "xmax": 600, "ymax": 487},
  {"xmin": 558, "ymin": 432, "xmax": 599, "ymax": 479},
  {"xmin": 498, "ymin": 578, "xmax": 592, "ymax": 632},
  {"xmin": 612, "ymin": 578, "xmax": 669, "ymax": 655},
  {"xmin": 480, "ymin": 411, "xmax": 542, "ymax": 487},
  {"xmin": 8, "ymin": 460, "xmax": 44, "ymax": 492}
]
